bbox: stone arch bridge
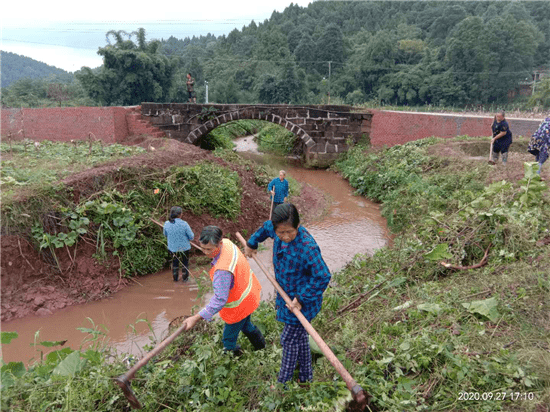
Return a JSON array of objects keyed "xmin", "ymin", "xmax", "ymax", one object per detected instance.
[{"xmin": 141, "ymin": 103, "xmax": 372, "ymax": 167}]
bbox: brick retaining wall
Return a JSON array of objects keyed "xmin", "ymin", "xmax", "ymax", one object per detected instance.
[
  {"xmin": 1, "ymin": 107, "xmax": 130, "ymax": 144},
  {"xmin": 369, "ymin": 110, "xmax": 543, "ymax": 147}
]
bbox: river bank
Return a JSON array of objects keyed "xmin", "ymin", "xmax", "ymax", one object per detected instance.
[
  {"xmin": 1, "ymin": 136, "xmax": 390, "ymax": 366},
  {"xmin": 2, "ymin": 135, "xmax": 549, "ymax": 412}
]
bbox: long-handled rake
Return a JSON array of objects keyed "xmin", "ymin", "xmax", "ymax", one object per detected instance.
[{"xmin": 235, "ymin": 232, "xmax": 373, "ymax": 411}]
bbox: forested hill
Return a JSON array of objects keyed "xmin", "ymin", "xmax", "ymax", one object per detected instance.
[
  {"xmin": 155, "ymin": 1, "xmax": 550, "ymax": 107},
  {"xmin": 1, "ymin": 51, "xmax": 73, "ymax": 88}
]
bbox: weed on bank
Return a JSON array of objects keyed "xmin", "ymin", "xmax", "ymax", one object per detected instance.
[{"xmin": 2, "ymin": 137, "xmax": 549, "ymax": 411}]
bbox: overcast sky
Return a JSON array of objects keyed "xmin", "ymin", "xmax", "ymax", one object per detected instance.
[{"xmin": 1, "ymin": 0, "xmax": 313, "ymax": 73}]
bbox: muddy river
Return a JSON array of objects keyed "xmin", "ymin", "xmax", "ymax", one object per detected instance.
[{"xmin": 1, "ymin": 138, "xmax": 389, "ymax": 364}]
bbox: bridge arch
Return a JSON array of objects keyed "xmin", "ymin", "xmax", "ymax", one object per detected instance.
[
  {"xmin": 141, "ymin": 103, "xmax": 372, "ymax": 167},
  {"xmin": 185, "ymin": 108, "xmax": 315, "ymax": 152}
]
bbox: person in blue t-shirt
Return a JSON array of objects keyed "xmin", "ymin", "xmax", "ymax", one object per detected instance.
[
  {"xmin": 245, "ymin": 203, "xmax": 331, "ymax": 385},
  {"xmin": 267, "ymin": 170, "xmax": 289, "ymax": 219},
  {"xmin": 163, "ymin": 206, "xmax": 194, "ymax": 282}
]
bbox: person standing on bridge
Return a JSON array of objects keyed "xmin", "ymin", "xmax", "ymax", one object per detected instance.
[
  {"xmin": 490, "ymin": 111, "xmax": 513, "ymax": 165},
  {"xmin": 268, "ymin": 170, "xmax": 289, "ymax": 219},
  {"xmin": 245, "ymin": 203, "xmax": 331, "ymax": 386},
  {"xmin": 181, "ymin": 226, "xmax": 265, "ymax": 356},
  {"xmin": 528, "ymin": 114, "xmax": 550, "ymax": 178},
  {"xmin": 186, "ymin": 73, "xmax": 196, "ymax": 103},
  {"xmin": 163, "ymin": 206, "xmax": 194, "ymax": 282}
]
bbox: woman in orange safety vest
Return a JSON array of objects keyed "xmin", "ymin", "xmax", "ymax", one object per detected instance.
[{"xmin": 181, "ymin": 226, "xmax": 265, "ymax": 355}]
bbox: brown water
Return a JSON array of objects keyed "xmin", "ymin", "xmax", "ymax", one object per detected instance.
[
  {"xmin": 1, "ymin": 270, "xmax": 203, "ymax": 364},
  {"xmin": 1, "ymin": 138, "xmax": 389, "ymax": 364}
]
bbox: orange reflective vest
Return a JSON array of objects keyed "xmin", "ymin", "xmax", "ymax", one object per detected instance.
[{"xmin": 209, "ymin": 238, "xmax": 261, "ymax": 324}]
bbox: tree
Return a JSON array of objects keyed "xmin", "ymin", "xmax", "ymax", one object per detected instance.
[
  {"xmin": 445, "ymin": 16, "xmax": 487, "ymax": 103},
  {"xmin": 47, "ymin": 84, "xmax": 72, "ymax": 106},
  {"xmin": 316, "ymin": 24, "xmax": 344, "ymax": 75},
  {"xmin": 76, "ymin": 28, "xmax": 175, "ymax": 106},
  {"xmin": 294, "ymin": 34, "xmax": 316, "ymax": 71},
  {"xmin": 528, "ymin": 78, "xmax": 550, "ymax": 109},
  {"xmin": 257, "ymin": 74, "xmax": 279, "ymax": 104}
]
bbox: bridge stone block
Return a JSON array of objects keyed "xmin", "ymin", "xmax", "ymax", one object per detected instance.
[
  {"xmin": 140, "ymin": 103, "xmax": 372, "ymax": 168},
  {"xmin": 326, "ymin": 143, "xmax": 337, "ymax": 153}
]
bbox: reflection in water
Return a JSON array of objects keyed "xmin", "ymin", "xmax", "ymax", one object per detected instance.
[{"xmin": 2, "ymin": 137, "xmax": 389, "ymax": 365}]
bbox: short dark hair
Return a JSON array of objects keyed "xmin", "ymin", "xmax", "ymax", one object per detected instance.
[
  {"xmin": 200, "ymin": 225, "xmax": 223, "ymax": 245},
  {"xmin": 188, "ymin": 72, "xmax": 192, "ymax": 77},
  {"xmin": 272, "ymin": 203, "xmax": 300, "ymax": 230},
  {"xmin": 169, "ymin": 206, "xmax": 182, "ymax": 223}
]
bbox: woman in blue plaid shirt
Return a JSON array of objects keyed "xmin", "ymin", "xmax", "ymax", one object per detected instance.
[{"xmin": 245, "ymin": 203, "xmax": 331, "ymax": 385}]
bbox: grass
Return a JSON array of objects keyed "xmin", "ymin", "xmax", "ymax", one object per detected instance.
[
  {"xmin": 2, "ymin": 136, "xmax": 549, "ymax": 411},
  {"xmin": 0, "ymin": 139, "xmax": 146, "ymax": 204}
]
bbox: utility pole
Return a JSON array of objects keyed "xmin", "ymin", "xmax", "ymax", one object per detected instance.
[{"xmin": 205, "ymin": 81, "xmax": 209, "ymax": 104}]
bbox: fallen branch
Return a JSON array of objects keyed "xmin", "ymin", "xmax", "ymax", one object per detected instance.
[
  {"xmin": 328, "ymin": 281, "xmax": 386, "ymax": 323},
  {"xmin": 440, "ymin": 244, "xmax": 490, "ymax": 271},
  {"xmin": 463, "ymin": 288, "xmax": 492, "ymax": 300}
]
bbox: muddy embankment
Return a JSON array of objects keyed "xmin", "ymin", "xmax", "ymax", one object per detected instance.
[{"xmin": 1, "ymin": 137, "xmax": 328, "ymax": 323}]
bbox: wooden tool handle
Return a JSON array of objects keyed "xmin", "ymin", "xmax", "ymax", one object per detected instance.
[
  {"xmin": 125, "ymin": 321, "xmax": 189, "ymax": 380},
  {"xmin": 235, "ymin": 232, "xmax": 359, "ymax": 392}
]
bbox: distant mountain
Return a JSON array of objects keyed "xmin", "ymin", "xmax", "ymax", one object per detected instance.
[{"xmin": 1, "ymin": 51, "xmax": 73, "ymax": 88}]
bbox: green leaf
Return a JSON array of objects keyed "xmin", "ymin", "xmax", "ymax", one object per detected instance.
[
  {"xmin": 46, "ymin": 348, "xmax": 73, "ymax": 364},
  {"xmin": 424, "ymin": 244, "xmax": 452, "ymax": 261},
  {"xmin": 81, "ymin": 350, "xmax": 101, "ymax": 365},
  {"xmin": 1, "ymin": 331, "xmax": 18, "ymax": 344},
  {"xmin": 461, "ymin": 297, "xmax": 500, "ymax": 322},
  {"xmin": 309, "ymin": 336, "xmax": 323, "ymax": 356},
  {"xmin": 34, "ymin": 339, "xmax": 67, "ymax": 348},
  {"xmin": 52, "ymin": 351, "xmax": 86, "ymax": 377},
  {"xmin": 417, "ymin": 303, "xmax": 442, "ymax": 315},
  {"xmin": 1, "ymin": 362, "xmax": 26, "ymax": 378}
]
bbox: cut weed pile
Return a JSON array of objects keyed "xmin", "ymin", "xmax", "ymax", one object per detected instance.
[{"xmin": 2, "ymin": 136, "xmax": 549, "ymax": 411}]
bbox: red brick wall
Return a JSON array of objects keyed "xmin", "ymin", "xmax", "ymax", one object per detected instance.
[
  {"xmin": 369, "ymin": 110, "xmax": 543, "ymax": 147},
  {"xmin": 1, "ymin": 107, "xmax": 130, "ymax": 144}
]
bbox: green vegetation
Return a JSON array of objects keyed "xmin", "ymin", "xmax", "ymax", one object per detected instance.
[
  {"xmin": 1, "ymin": 51, "xmax": 73, "ymax": 89},
  {"xmin": 256, "ymin": 123, "xmax": 296, "ymax": 156},
  {"xmin": 0, "ymin": 140, "xmax": 146, "ymax": 201},
  {"xmin": 3, "ymin": 137, "xmax": 548, "ymax": 411},
  {"xmin": 4, "ymin": 3, "xmax": 550, "ymax": 109},
  {"xmin": 1, "ymin": 141, "xmax": 242, "ymax": 278},
  {"xmin": 201, "ymin": 120, "xmax": 263, "ymax": 151},
  {"xmin": 75, "ymin": 29, "xmax": 174, "ymax": 106}
]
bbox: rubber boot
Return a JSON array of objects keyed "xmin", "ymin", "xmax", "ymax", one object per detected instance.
[
  {"xmin": 502, "ymin": 152, "xmax": 508, "ymax": 165},
  {"xmin": 243, "ymin": 328, "xmax": 266, "ymax": 351},
  {"xmin": 172, "ymin": 266, "xmax": 179, "ymax": 282},
  {"xmin": 493, "ymin": 151, "xmax": 499, "ymax": 162}
]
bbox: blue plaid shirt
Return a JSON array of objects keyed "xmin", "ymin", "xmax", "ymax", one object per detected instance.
[
  {"xmin": 268, "ymin": 178, "xmax": 289, "ymax": 203},
  {"xmin": 247, "ymin": 221, "xmax": 331, "ymax": 325}
]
